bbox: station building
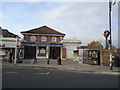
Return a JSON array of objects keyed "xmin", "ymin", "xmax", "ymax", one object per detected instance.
[{"xmin": 21, "ymin": 25, "xmax": 66, "ymax": 60}]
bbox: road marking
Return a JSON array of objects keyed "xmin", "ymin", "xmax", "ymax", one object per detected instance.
[
  {"xmin": 30, "ymin": 67, "xmax": 52, "ymax": 69},
  {"xmin": 33, "ymin": 72, "xmax": 50, "ymax": 75},
  {"xmin": 49, "ymin": 69, "xmax": 53, "ymax": 71},
  {"xmin": 2, "ymin": 66, "xmax": 52, "ymax": 70},
  {"xmin": 5, "ymin": 72, "xmax": 18, "ymax": 74},
  {"xmin": 3, "ymin": 66, "xmax": 30, "ymax": 69},
  {"xmin": 30, "ymin": 67, "xmax": 43, "ymax": 69}
]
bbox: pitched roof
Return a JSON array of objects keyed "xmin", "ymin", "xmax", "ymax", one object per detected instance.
[
  {"xmin": 20, "ymin": 25, "xmax": 66, "ymax": 36},
  {"xmin": 0, "ymin": 28, "xmax": 17, "ymax": 38}
]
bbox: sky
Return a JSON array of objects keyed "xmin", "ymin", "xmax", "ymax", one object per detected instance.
[
  {"xmin": 118, "ymin": 1, "xmax": 120, "ymax": 48},
  {"xmin": 0, "ymin": 0, "xmax": 119, "ymax": 48}
]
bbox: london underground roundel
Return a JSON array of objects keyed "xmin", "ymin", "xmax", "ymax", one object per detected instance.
[{"xmin": 103, "ymin": 30, "xmax": 110, "ymax": 38}]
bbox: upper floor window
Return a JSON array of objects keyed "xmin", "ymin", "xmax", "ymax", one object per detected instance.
[
  {"xmin": 31, "ymin": 36, "xmax": 36, "ymax": 41},
  {"xmin": 52, "ymin": 37, "xmax": 56, "ymax": 42},
  {"xmin": 41, "ymin": 36, "xmax": 46, "ymax": 41},
  {"xmin": 59, "ymin": 36, "xmax": 63, "ymax": 40},
  {"xmin": 0, "ymin": 35, "xmax": 3, "ymax": 38}
]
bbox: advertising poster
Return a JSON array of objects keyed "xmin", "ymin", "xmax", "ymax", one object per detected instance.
[{"xmin": 78, "ymin": 49, "xmax": 83, "ymax": 63}]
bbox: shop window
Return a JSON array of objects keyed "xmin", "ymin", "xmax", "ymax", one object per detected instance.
[
  {"xmin": 41, "ymin": 36, "xmax": 46, "ymax": 41},
  {"xmin": 52, "ymin": 37, "xmax": 56, "ymax": 42},
  {"xmin": 31, "ymin": 36, "xmax": 36, "ymax": 41},
  {"xmin": 37, "ymin": 46, "xmax": 46, "ymax": 56}
]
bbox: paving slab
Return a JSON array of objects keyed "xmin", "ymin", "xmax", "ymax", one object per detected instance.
[{"xmin": 1, "ymin": 59, "xmax": 120, "ymax": 75}]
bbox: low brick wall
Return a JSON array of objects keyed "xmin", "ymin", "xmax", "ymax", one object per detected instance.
[
  {"xmin": 100, "ymin": 49, "xmax": 110, "ymax": 66},
  {"xmin": 100, "ymin": 49, "xmax": 120, "ymax": 66}
]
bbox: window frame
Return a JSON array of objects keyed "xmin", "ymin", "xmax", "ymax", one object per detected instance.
[
  {"xmin": 37, "ymin": 46, "xmax": 46, "ymax": 56},
  {"xmin": 52, "ymin": 37, "xmax": 56, "ymax": 42},
  {"xmin": 41, "ymin": 36, "xmax": 46, "ymax": 41},
  {"xmin": 30, "ymin": 36, "xmax": 36, "ymax": 41}
]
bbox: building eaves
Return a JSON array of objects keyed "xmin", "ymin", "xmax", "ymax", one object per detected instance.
[
  {"xmin": 0, "ymin": 29, "xmax": 17, "ymax": 38},
  {"xmin": 21, "ymin": 25, "xmax": 66, "ymax": 36}
]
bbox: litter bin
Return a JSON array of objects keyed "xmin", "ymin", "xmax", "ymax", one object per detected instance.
[
  {"xmin": 57, "ymin": 57, "xmax": 61, "ymax": 65},
  {"xmin": 113, "ymin": 56, "xmax": 120, "ymax": 67}
]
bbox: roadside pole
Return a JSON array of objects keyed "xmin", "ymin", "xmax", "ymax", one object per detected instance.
[
  {"xmin": 47, "ymin": 45, "xmax": 50, "ymax": 64},
  {"xmin": 14, "ymin": 36, "xmax": 18, "ymax": 65},
  {"xmin": 109, "ymin": 0, "xmax": 113, "ymax": 70},
  {"xmin": 109, "ymin": 0, "xmax": 116, "ymax": 70}
]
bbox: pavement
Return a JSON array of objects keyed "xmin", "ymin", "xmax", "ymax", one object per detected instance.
[{"xmin": 1, "ymin": 59, "xmax": 120, "ymax": 75}]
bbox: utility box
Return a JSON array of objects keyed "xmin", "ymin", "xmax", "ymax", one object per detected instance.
[{"xmin": 113, "ymin": 56, "xmax": 120, "ymax": 67}]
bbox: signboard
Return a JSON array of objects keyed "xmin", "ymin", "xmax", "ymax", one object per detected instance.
[
  {"xmin": 103, "ymin": 30, "xmax": 110, "ymax": 38},
  {"xmin": 5, "ymin": 44, "xmax": 16, "ymax": 48},
  {"xmin": 78, "ymin": 56, "xmax": 83, "ymax": 63},
  {"xmin": 21, "ymin": 42, "xmax": 63, "ymax": 46},
  {"xmin": 40, "ymin": 49, "xmax": 45, "ymax": 54},
  {"xmin": 79, "ymin": 49, "xmax": 83, "ymax": 63}
]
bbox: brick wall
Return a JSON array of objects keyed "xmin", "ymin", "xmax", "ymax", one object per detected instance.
[
  {"xmin": 23, "ymin": 35, "xmax": 62, "ymax": 43},
  {"xmin": 100, "ymin": 49, "xmax": 110, "ymax": 66},
  {"xmin": 62, "ymin": 47, "xmax": 66, "ymax": 59}
]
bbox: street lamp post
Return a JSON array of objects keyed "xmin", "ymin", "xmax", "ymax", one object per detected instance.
[
  {"xmin": 109, "ymin": 0, "xmax": 116, "ymax": 70},
  {"xmin": 109, "ymin": 0, "xmax": 112, "ymax": 70}
]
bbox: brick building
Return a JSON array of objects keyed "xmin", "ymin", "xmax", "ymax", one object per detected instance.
[
  {"xmin": 87, "ymin": 41, "xmax": 103, "ymax": 49},
  {"xmin": 21, "ymin": 25, "xmax": 65, "ymax": 60},
  {"xmin": 0, "ymin": 27, "xmax": 22, "ymax": 61}
]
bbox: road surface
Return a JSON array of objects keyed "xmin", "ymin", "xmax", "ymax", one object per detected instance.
[{"xmin": 2, "ymin": 66, "xmax": 119, "ymax": 88}]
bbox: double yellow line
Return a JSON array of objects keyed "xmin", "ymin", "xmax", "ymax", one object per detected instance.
[
  {"xmin": 3, "ymin": 66, "xmax": 52, "ymax": 75},
  {"xmin": 4, "ymin": 71, "xmax": 50, "ymax": 75}
]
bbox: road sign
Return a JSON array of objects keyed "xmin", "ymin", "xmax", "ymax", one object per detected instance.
[{"xmin": 103, "ymin": 30, "xmax": 110, "ymax": 38}]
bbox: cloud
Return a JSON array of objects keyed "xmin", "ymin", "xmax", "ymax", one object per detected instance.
[
  {"xmin": 36, "ymin": 3, "xmax": 108, "ymax": 37},
  {"xmin": 0, "ymin": 2, "xmax": 118, "ymax": 47},
  {"xmin": 2, "ymin": 0, "xmax": 119, "ymax": 2},
  {"xmin": 42, "ymin": 2, "xmax": 114, "ymax": 46}
]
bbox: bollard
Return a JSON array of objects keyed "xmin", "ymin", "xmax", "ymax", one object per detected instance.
[{"xmin": 57, "ymin": 57, "xmax": 61, "ymax": 65}]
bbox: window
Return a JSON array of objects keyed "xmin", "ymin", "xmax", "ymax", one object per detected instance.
[
  {"xmin": 0, "ymin": 35, "xmax": 3, "ymax": 38},
  {"xmin": 31, "ymin": 36, "xmax": 36, "ymax": 41},
  {"xmin": 41, "ymin": 36, "xmax": 46, "ymax": 41},
  {"xmin": 52, "ymin": 37, "xmax": 56, "ymax": 42},
  {"xmin": 59, "ymin": 37, "xmax": 63, "ymax": 40},
  {"xmin": 37, "ymin": 46, "xmax": 46, "ymax": 56}
]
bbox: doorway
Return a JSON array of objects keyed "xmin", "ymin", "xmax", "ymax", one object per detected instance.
[
  {"xmin": 24, "ymin": 46, "xmax": 36, "ymax": 59},
  {"xmin": 49, "ymin": 47, "xmax": 60, "ymax": 59}
]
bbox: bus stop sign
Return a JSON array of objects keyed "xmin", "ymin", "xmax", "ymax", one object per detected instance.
[{"xmin": 103, "ymin": 30, "xmax": 110, "ymax": 38}]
